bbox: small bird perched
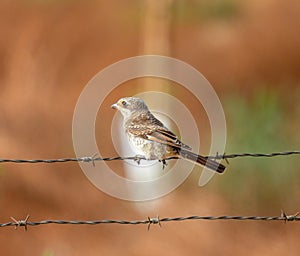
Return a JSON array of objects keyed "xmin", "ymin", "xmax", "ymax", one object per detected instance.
[{"xmin": 111, "ymin": 97, "xmax": 225, "ymax": 173}]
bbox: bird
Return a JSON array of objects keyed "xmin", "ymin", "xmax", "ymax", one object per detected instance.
[{"xmin": 111, "ymin": 97, "xmax": 225, "ymax": 173}]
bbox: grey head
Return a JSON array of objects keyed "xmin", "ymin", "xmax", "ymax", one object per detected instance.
[{"xmin": 111, "ymin": 97, "xmax": 149, "ymax": 119}]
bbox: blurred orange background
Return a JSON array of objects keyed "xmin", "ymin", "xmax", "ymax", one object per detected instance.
[{"xmin": 0, "ymin": 0, "xmax": 300, "ymax": 255}]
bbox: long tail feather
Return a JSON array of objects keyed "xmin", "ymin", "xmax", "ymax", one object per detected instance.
[{"xmin": 179, "ymin": 149, "xmax": 225, "ymax": 173}]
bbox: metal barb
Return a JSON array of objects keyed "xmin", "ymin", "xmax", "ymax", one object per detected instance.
[
  {"xmin": 222, "ymin": 152, "xmax": 230, "ymax": 165},
  {"xmin": 147, "ymin": 216, "xmax": 161, "ymax": 230},
  {"xmin": 281, "ymin": 210, "xmax": 300, "ymax": 223},
  {"xmin": 80, "ymin": 156, "xmax": 93, "ymax": 163},
  {"xmin": 90, "ymin": 153, "xmax": 98, "ymax": 167},
  {"xmin": 10, "ymin": 215, "xmax": 30, "ymax": 231}
]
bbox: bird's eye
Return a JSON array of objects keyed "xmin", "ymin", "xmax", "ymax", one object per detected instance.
[{"xmin": 121, "ymin": 100, "xmax": 127, "ymax": 106}]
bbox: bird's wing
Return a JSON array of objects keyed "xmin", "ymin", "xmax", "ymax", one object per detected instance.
[
  {"xmin": 127, "ymin": 113, "xmax": 192, "ymax": 150},
  {"xmin": 147, "ymin": 129, "xmax": 192, "ymax": 150}
]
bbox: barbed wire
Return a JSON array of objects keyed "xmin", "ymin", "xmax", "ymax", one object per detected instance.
[
  {"xmin": 2, "ymin": 211, "xmax": 299, "ymax": 231},
  {"xmin": 0, "ymin": 150, "xmax": 299, "ymax": 164},
  {"xmin": 1, "ymin": 152, "xmax": 299, "ymax": 231}
]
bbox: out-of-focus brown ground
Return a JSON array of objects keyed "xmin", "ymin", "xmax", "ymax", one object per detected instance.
[{"xmin": 0, "ymin": 0, "xmax": 299, "ymax": 255}]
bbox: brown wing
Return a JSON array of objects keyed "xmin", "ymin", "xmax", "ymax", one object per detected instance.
[{"xmin": 126, "ymin": 112, "xmax": 192, "ymax": 150}]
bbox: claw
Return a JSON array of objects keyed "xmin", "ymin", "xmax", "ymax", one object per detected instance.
[
  {"xmin": 159, "ymin": 159, "xmax": 167, "ymax": 170},
  {"xmin": 134, "ymin": 155, "xmax": 144, "ymax": 165}
]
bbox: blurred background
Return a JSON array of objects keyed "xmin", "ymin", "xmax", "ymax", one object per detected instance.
[{"xmin": 0, "ymin": 0, "xmax": 300, "ymax": 255}]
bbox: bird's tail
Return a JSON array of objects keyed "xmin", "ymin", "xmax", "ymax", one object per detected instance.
[{"xmin": 179, "ymin": 149, "xmax": 225, "ymax": 173}]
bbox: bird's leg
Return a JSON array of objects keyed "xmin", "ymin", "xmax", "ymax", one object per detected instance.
[
  {"xmin": 158, "ymin": 159, "xmax": 168, "ymax": 170},
  {"xmin": 133, "ymin": 155, "xmax": 145, "ymax": 165}
]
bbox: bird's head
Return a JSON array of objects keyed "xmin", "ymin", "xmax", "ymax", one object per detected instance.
[{"xmin": 111, "ymin": 97, "xmax": 149, "ymax": 119}]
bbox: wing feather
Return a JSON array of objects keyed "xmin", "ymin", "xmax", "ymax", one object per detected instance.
[{"xmin": 126, "ymin": 112, "xmax": 192, "ymax": 150}]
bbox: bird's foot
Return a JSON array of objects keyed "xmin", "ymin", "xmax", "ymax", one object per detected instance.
[
  {"xmin": 133, "ymin": 155, "xmax": 145, "ymax": 165},
  {"xmin": 159, "ymin": 159, "xmax": 168, "ymax": 170}
]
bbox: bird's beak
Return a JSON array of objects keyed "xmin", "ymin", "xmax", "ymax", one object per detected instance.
[{"xmin": 111, "ymin": 103, "xmax": 118, "ymax": 109}]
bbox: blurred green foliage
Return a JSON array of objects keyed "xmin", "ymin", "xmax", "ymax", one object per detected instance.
[
  {"xmin": 172, "ymin": 0, "xmax": 241, "ymax": 23},
  {"xmin": 26, "ymin": 0, "xmax": 77, "ymax": 5},
  {"xmin": 218, "ymin": 88, "xmax": 300, "ymax": 211},
  {"xmin": 42, "ymin": 250, "xmax": 55, "ymax": 256}
]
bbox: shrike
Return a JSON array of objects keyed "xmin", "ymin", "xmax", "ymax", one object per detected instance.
[{"xmin": 111, "ymin": 97, "xmax": 225, "ymax": 173}]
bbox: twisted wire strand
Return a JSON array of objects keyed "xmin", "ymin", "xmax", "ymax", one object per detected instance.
[
  {"xmin": 0, "ymin": 151, "xmax": 299, "ymax": 164},
  {"xmin": 1, "ymin": 152, "xmax": 299, "ymax": 230},
  {"xmin": 2, "ymin": 212, "xmax": 300, "ymax": 230}
]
